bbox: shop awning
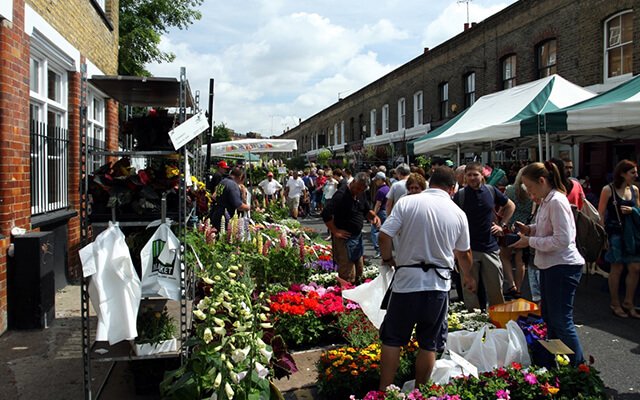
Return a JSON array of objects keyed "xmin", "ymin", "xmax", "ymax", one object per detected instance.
[
  {"xmin": 89, "ymin": 75, "xmax": 194, "ymax": 108},
  {"xmin": 201, "ymin": 138, "xmax": 297, "ymax": 156},
  {"xmin": 410, "ymin": 75, "xmax": 595, "ymax": 155}
]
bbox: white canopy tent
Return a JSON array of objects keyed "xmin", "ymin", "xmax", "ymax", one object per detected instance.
[
  {"xmin": 410, "ymin": 75, "xmax": 596, "ymax": 159},
  {"xmin": 201, "ymin": 138, "xmax": 297, "ymax": 156}
]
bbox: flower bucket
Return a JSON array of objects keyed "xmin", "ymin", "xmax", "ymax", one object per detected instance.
[
  {"xmin": 488, "ymin": 299, "xmax": 540, "ymax": 328},
  {"xmin": 134, "ymin": 338, "xmax": 178, "ymax": 356}
]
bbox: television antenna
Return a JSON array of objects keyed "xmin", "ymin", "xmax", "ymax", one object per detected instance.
[{"xmin": 457, "ymin": 0, "xmax": 472, "ymax": 25}]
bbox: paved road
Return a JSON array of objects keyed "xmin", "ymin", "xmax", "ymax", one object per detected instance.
[{"xmin": 0, "ymin": 214, "xmax": 637, "ymax": 399}]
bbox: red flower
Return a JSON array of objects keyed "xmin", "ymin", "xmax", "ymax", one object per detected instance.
[
  {"xmin": 511, "ymin": 362, "xmax": 522, "ymax": 370},
  {"xmin": 578, "ymin": 364, "xmax": 590, "ymax": 374}
]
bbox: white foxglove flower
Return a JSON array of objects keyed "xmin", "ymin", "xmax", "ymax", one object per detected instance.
[
  {"xmin": 193, "ymin": 309, "xmax": 207, "ymax": 320},
  {"xmin": 254, "ymin": 362, "xmax": 269, "ymax": 379},
  {"xmin": 214, "ymin": 372, "xmax": 222, "ymax": 388},
  {"xmin": 203, "ymin": 328, "xmax": 213, "ymax": 344},
  {"xmin": 231, "ymin": 346, "xmax": 250, "ymax": 363},
  {"xmin": 236, "ymin": 371, "xmax": 248, "ymax": 382},
  {"xmin": 213, "ymin": 317, "xmax": 225, "ymax": 327},
  {"xmin": 202, "ymin": 276, "xmax": 214, "ymax": 285},
  {"xmin": 213, "ymin": 326, "xmax": 226, "ymax": 336},
  {"xmin": 260, "ymin": 323, "xmax": 273, "ymax": 329},
  {"xmin": 224, "ymin": 382, "xmax": 234, "ymax": 398},
  {"xmin": 259, "ymin": 347, "xmax": 272, "ymax": 361}
]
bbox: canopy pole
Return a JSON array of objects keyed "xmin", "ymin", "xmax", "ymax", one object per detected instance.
[
  {"xmin": 538, "ymin": 134, "xmax": 543, "ymax": 162},
  {"xmin": 456, "ymin": 144, "xmax": 461, "ymax": 166},
  {"xmin": 545, "ymin": 132, "xmax": 550, "ymax": 161}
]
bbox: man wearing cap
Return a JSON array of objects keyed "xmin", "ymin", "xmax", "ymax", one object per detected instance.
[
  {"xmin": 209, "ymin": 160, "xmax": 230, "ymax": 191},
  {"xmin": 258, "ymin": 172, "xmax": 282, "ymax": 205},
  {"xmin": 322, "ymin": 172, "xmax": 381, "ymax": 285},
  {"xmin": 210, "ymin": 167, "xmax": 250, "ymax": 232},
  {"xmin": 386, "ymin": 163, "xmax": 411, "ymax": 216}
]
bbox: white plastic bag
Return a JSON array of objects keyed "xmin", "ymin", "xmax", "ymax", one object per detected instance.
[
  {"xmin": 342, "ymin": 265, "xmax": 394, "ymax": 329},
  {"xmin": 140, "ymin": 223, "xmax": 181, "ymax": 301},
  {"xmin": 444, "ymin": 321, "xmax": 530, "ymax": 374}
]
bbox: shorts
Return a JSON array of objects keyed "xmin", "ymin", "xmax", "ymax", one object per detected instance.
[
  {"xmin": 332, "ymin": 236, "xmax": 364, "ymax": 283},
  {"xmin": 286, "ymin": 196, "xmax": 300, "ymax": 212},
  {"xmin": 379, "ymin": 290, "xmax": 448, "ymax": 351},
  {"xmin": 605, "ymin": 233, "xmax": 640, "ymax": 264}
]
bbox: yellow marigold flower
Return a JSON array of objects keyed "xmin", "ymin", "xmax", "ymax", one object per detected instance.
[
  {"xmin": 556, "ymin": 354, "xmax": 570, "ymax": 366},
  {"xmin": 548, "ymin": 386, "xmax": 559, "ymax": 394}
]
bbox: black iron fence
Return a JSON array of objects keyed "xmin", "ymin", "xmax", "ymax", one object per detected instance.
[{"xmin": 30, "ymin": 120, "xmax": 69, "ymax": 214}]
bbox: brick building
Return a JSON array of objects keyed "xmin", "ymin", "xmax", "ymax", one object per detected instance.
[
  {"xmin": 280, "ymin": 0, "xmax": 638, "ymax": 189},
  {"xmin": 0, "ymin": 0, "xmax": 119, "ymax": 334}
]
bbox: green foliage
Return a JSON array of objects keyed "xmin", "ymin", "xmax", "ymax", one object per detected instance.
[
  {"xmin": 336, "ymin": 308, "xmax": 380, "ymax": 348},
  {"xmin": 252, "ymin": 245, "xmax": 310, "ymax": 291},
  {"xmin": 135, "ymin": 306, "xmax": 176, "ymax": 344},
  {"xmin": 415, "ymin": 155, "xmax": 431, "ymax": 170},
  {"xmin": 118, "ymin": 0, "xmax": 203, "ymax": 76},
  {"xmin": 317, "ymin": 148, "xmax": 332, "ymax": 166},
  {"xmin": 213, "ymin": 122, "xmax": 232, "ymax": 143},
  {"xmin": 273, "ymin": 312, "xmax": 326, "ymax": 348},
  {"xmin": 285, "ymin": 155, "xmax": 307, "ymax": 171}
]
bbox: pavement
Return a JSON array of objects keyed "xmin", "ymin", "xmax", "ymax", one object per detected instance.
[{"xmin": 0, "ymin": 214, "xmax": 638, "ymax": 399}]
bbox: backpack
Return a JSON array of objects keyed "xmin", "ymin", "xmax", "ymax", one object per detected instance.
[{"xmin": 572, "ymin": 201, "xmax": 608, "ymax": 263}]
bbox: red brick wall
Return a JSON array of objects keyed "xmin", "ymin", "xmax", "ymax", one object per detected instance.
[
  {"xmin": 0, "ymin": 0, "xmax": 30, "ymax": 334},
  {"xmin": 67, "ymin": 65, "xmax": 82, "ymax": 281}
]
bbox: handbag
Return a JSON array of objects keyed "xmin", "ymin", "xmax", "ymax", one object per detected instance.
[{"xmin": 607, "ymin": 184, "xmax": 624, "ymax": 234}]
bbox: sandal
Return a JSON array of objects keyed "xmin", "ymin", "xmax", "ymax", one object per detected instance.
[
  {"xmin": 622, "ymin": 304, "xmax": 640, "ymax": 319},
  {"xmin": 610, "ymin": 305, "xmax": 629, "ymax": 318}
]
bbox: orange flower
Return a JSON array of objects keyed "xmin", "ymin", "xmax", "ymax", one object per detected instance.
[{"xmin": 351, "ymin": 370, "xmax": 359, "ymax": 376}]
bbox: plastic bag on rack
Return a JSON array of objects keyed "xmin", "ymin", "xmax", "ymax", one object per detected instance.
[
  {"xmin": 140, "ymin": 222, "xmax": 181, "ymax": 301},
  {"xmin": 79, "ymin": 222, "xmax": 141, "ymax": 344},
  {"xmin": 342, "ymin": 265, "xmax": 394, "ymax": 329}
]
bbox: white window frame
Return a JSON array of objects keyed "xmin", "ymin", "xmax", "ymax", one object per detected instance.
[
  {"xmin": 88, "ymin": 89, "xmax": 106, "ymax": 172},
  {"xmin": 604, "ymin": 10, "xmax": 633, "ymax": 80},
  {"xmin": 502, "ymin": 55, "xmax": 517, "ymax": 89},
  {"xmin": 382, "ymin": 104, "xmax": 389, "ymax": 134},
  {"xmin": 465, "ymin": 72, "xmax": 476, "ymax": 108},
  {"xmin": 397, "ymin": 98, "xmax": 406, "ymax": 129},
  {"xmin": 439, "ymin": 82, "xmax": 449, "ymax": 119},
  {"xmin": 29, "ymin": 50, "xmax": 69, "ymax": 215},
  {"xmin": 413, "ymin": 91, "xmax": 423, "ymax": 126},
  {"xmin": 537, "ymin": 39, "xmax": 557, "ymax": 78},
  {"xmin": 370, "ymin": 109, "xmax": 377, "ymax": 137}
]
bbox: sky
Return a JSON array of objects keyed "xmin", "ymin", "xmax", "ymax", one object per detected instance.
[{"xmin": 147, "ymin": 0, "xmax": 518, "ymax": 137}]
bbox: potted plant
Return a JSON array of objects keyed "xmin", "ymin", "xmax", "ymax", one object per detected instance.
[{"xmin": 133, "ymin": 306, "xmax": 178, "ymax": 356}]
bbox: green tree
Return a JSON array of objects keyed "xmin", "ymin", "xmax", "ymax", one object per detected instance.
[
  {"xmin": 119, "ymin": 0, "xmax": 204, "ymax": 76},
  {"xmin": 213, "ymin": 123, "xmax": 232, "ymax": 143}
]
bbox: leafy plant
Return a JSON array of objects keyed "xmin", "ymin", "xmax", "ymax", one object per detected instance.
[
  {"xmin": 135, "ymin": 306, "xmax": 176, "ymax": 345},
  {"xmin": 337, "ymin": 308, "xmax": 380, "ymax": 348}
]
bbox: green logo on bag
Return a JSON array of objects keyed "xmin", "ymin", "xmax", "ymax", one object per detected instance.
[{"xmin": 151, "ymin": 239, "xmax": 175, "ymax": 275}]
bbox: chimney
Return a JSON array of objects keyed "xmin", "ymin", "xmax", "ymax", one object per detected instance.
[
  {"xmin": 424, "ymin": 47, "xmax": 430, "ymax": 54},
  {"xmin": 471, "ymin": 22, "xmax": 477, "ymax": 28},
  {"xmin": 464, "ymin": 22, "xmax": 469, "ymax": 31}
]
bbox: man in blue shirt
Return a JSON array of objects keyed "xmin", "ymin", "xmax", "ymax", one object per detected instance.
[
  {"xmin": 211, "ymin": 167, "xmax": 250, "ymax": 232},
  {"xmin": 453, "ymin": 162, "xmax": 515, "ymax": 310}
]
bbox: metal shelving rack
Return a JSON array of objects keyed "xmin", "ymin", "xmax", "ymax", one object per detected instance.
[{"xmin": 79, "ymin": 67, "xmax": 196, "ymax": 399}]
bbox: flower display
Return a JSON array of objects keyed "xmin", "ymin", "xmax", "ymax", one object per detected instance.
[
  {"xmin": 447, "ymin": 301, "xmax": 494, "ymax": 332},
  {"xmin": 356, "ymin": 361, "xmax": 607, "ymax": 400}
]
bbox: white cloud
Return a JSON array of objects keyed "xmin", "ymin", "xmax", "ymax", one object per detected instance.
[
  {"xmin": 146, "ymin": 1, "xmax": 517, "ymax": 137},
  {"xmin": 422, "ymin": 1, "xmax": 517, "ymax": 49}
]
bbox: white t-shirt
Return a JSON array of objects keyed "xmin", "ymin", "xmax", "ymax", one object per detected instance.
[
  {"xmin": 323, "ymin": 178, "xmax": 339, "ymax": 199},
  {"xmin": 386, "ymin": 178, "xmax": 408, "ymax": 204},
  {"xmin": 258, "ymin": 178, "xmax": 282, "ymax": 195},
  {"xmin": 380, "ymin": 189, "xmax": 470, "ymax": 293},
  {"xmin": 286, "ymin": 177, "xmax": 306, "ymax": 199}
]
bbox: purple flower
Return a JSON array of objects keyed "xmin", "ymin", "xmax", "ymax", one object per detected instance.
[
  {"xmin": 523, "ymin": 372, "xmax": 538, "ymax": 385},
  {"xmin": 496, "ymin": 389, "xmax": 510, "ymax": 399}
]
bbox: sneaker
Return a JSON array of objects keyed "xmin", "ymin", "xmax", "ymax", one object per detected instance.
[{"xmin": 373, "ymin": 252, "xmax": 381, "ymax": 259}]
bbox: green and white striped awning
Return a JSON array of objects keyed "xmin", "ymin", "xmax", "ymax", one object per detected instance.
[{"xmin": 410, "ymin": 75, "xmax": 595, "ymax": 155}]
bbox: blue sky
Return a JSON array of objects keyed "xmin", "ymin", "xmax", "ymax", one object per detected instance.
[{"xmin": 147, "ymin": 0, "xmax": 517, "ymax": 136}]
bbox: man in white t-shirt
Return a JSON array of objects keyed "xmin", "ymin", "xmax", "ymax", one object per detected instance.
[
  {"xmin": 258, "ymin": 172, "xmax": 282, "ymax": 204},
  {"xmin": 385, "ymin": 163, "xmax": 411, "ymax": 216},
  {"xmin": 378, "ymin": 167, "xmax": 476, "ymax": 390},
  {"xmin": 284, "ymin": 170, "xmax": 307, "ymax": 219}
]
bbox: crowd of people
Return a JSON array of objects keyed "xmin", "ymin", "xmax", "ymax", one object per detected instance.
[{"xmin": 203, "ymin": 155, "xmax": 639, "ymax": 387}]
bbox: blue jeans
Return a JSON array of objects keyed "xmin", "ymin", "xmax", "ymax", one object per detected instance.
[
  {"xmin": 370, "ymin": 210, "xmax": 387, "ymax": 252},
  {"xmin": 539, "ymin": 264, "xmax": 584, "ymax": 365}
]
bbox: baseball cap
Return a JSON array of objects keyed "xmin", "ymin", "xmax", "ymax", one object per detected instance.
[
  {"xmin": 375, "ymin": 171, "xmax": 386, "ymax": 180},
  {"xmin": 445, "ymin": 160, "xmax": 454, "ymax": 167},
  {"xmin": 217, "ymin": 160, "xmax": 229, "ymax": 169},
  {"xmin": 267, "ymin": 172, "xmax": 273, "ymax": 177}
]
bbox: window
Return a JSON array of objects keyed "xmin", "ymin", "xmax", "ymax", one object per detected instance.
[
  {"xmin": 605, "ymin": 11, "xmax": 633, "ymax": 78},
  {"xmin": 439, "ymin": 82, "xmax": 449, "ymax": 119},
  {"xmin": 382, "ymin": 104, "xmax": 389, "ymax": 134},
  {"xmin": 502, "ymin": 55, "xmax": 517, "ymax": 89},
  {"xmin": 88, "ymin": 90, "xmax": 106, "ymax": 172},
  {"xmin": 333, "ymin": 123, "xmax": 338, "ymax": 145},
  {"xmin": 537, "ymin": 39, "xmax": 557, "ymax": 78},
  {"xmin": 464, "ymin": 72, "xmax": 476, "ymax": 108},
  {"xmin": 370, "ymin": 109, "xmax": 377, "ymax": 137},
  {"xmin": 340, "ymin": 120, "xmax": 345, "ymax": 144},
  {"xmin": 29, "ymin": 54, "xmax": 69, "ymax": 215},
  {"xmin": 413, "ymin": 91, "xmax": 423, "ymax": 126},
  {"xmin": 397, "ymin": 98, "xmax": 406, "ymax": 129}
]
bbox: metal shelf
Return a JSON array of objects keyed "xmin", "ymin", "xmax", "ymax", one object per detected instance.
[
  {"xmin": 90, "ymin": 340, "xmax": 181, "ymax": 363},
  {"xmin": 89, "ymin": 150, "xmax": 178, "ymax": 157}
]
